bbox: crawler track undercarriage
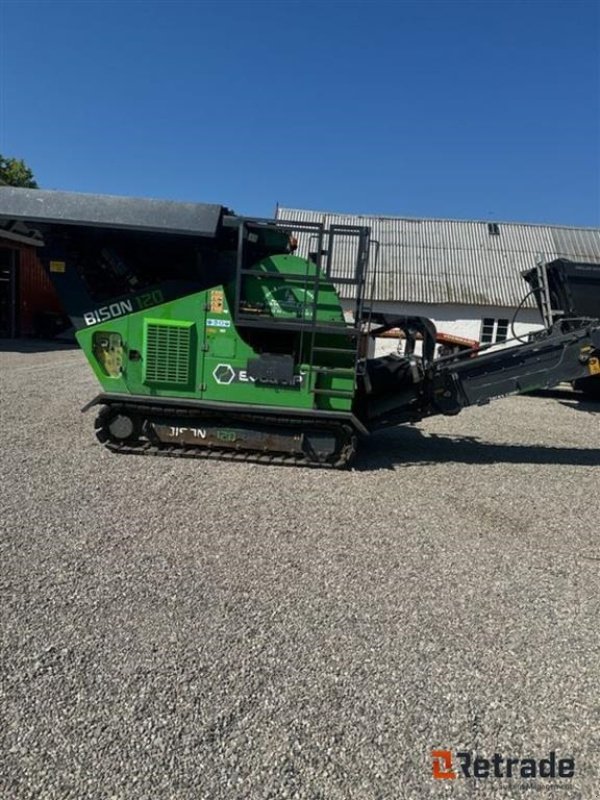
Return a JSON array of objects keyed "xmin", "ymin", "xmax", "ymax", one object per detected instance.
[{"xmin": 93, "ymin": 401, "xmax": 358, "ymax": 468}]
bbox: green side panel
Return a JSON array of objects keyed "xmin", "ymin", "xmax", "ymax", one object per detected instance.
[
  {"xmin": 74, "ymin": 253, "xmax": 358, "ymax": 413},
  {"xmin": 201, "ymin": 285, "xmax": 317, "ymax": 410},
  {"xmin": 238, "ymin": 254, "xmax": 346, "ymax": 326},
  {"xmin": 75, "ymin": 293, "xmax": 207, "ymax": 400},
  {"xmin": 221, "ymin": 253, "xmax": 357, "ymax": 412}
]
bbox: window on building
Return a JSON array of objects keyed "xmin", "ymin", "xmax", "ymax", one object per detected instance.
[
  {"xmin": 487, "ymin": 222, "xmax": 500, "ymax": 236},
  {"xmin": 480, "ymin": 317, "xmax": 510, "ymax": 344},
  {"xmin": 496, "ymin": 319, "xmax": 509, "ymax": 342},
  {"xmin": 480, "ymin": 317, "xmax": 495, "ymax": 343}
]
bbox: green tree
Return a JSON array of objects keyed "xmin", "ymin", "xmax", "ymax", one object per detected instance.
[{"xmin": 0, "ymin": 154, "xmax": 38, "ymax": 188}]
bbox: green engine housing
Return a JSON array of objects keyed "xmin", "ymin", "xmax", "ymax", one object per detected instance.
[{"xmin": 75, "ymin": 253, "xmax": 358, "ymax": 414}]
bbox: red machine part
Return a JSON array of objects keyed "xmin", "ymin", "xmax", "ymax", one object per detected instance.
[{"xmin": 376, "ymin": 327, "xmax": 479, "ymax": 353}]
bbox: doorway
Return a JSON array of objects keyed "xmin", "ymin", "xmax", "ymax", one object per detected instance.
[{"xmin": 0, "ymin": 247, "xmax": 19, "ymax": 338}]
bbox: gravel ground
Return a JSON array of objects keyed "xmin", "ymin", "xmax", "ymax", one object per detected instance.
[{"xmin": 1, "ymin": 342, "xmax": 599, "ymax": 800}]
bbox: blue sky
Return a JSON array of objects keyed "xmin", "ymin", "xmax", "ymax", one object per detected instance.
[{"xmin": 0, "ymin": 0, "xmax": 598, "ymax": 225}]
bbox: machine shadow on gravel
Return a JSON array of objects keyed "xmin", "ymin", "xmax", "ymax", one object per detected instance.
[
  {"xmin": 526, "ymin": 387, "xmax": 599, "ymax": 405},
  {"xmin": 523, "ymin": 388, "xmax": 599, "ymax": 415},
  {"xmin": 557, "ymin": 399, "xmax": 600, "ymax": 414},
  {"xmin": 353, "ymin": 425, "xmax": 600, "ymax": 471},
  {"xmin": 0, "ymin": 337, "xmax": 78, "ymax": 354}
]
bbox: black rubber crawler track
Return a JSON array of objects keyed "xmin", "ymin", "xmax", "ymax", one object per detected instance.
[{"xmin": 94, "ymin": 403, "xmax": 357, "ymax": 469}]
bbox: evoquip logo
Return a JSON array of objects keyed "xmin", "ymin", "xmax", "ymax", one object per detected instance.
[
  {"xmin": 212, "ymin": 363, "xmax": 304, "ymax": 386},
  {"xmin": 431, "ymin": 749, "xmax": 575, "ymax": 780}
]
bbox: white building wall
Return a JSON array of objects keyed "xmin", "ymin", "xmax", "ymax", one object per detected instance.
[{"xmin": 343, "ymin": 300, "xmax": 544, "ymax": 357}]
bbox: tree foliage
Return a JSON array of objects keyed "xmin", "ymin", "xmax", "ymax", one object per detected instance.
[{"xmin": 0, "ymin": 154, "xmax": 38, "ymax": 188}]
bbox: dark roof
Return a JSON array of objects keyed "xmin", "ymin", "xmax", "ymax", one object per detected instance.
[{"xmin": 0, "ymin": 187, "xmax": 224, "ymax": 238}]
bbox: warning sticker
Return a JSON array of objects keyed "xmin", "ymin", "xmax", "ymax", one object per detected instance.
[{"xmin": 210, "ymin": 290, "xmax": 224, "ymax": 313}]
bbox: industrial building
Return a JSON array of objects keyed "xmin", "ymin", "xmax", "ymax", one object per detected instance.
[
  {"xmin": 2, "ymin": 202, "xmax": 599, "ymax": 348},
  {"xmin": 277, "ymin": 207, "xmax": 600, "ymax": 354},
  {"xmin": 0, "ymin": 228, "xmax": 65, "ymax": 338}
]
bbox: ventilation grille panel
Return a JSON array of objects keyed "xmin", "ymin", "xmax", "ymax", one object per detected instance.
[{"xmin": 144, "ymin": 322, "xmax": 192, "ymax": 385}]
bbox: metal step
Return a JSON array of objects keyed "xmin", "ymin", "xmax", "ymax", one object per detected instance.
[
  {"xmin": 312, "ymin": 388, "xmax": 355, "ymax": 398},
  {"xmin": 240, "ymin": 268, "xmax": 326, "ymax": 281},
  {"xmin": 312, "ymin": 346, "xmax": 358, "ymax": 354},
  {"xmin": 235, "ymin": 315, "xmax": 358, "ymax": 335},
  {"xmin": 312, "ymin": 367, "xmax": 356, "ymax": 377}
]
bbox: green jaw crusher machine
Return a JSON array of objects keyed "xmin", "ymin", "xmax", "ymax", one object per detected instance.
[{"xmin": 1, "ymin": 187, "xmax": 599, "ymax": 467}]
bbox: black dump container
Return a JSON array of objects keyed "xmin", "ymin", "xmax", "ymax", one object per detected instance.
[
  {"xmin": 523, "ymin": 259, "xmax": 600, "ymax": 398},
  {"xmin": 523, "ymin": 259, "xmax": 600, "ymax": 321}
]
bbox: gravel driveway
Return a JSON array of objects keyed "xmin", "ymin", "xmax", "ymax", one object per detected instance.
[{"xmin": 1, "ymin": 342, "xmax": 599, "ymax": 799}]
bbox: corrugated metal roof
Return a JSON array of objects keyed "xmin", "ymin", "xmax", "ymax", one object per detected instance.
[{"xmin": 276, "ymin": 208, "xmax": 600, "ymax": 308}]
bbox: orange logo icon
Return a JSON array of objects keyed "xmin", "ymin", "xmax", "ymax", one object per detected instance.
[{"xmin": 432, "ymin": 749, "xmax": 457, "ymax": 780}]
